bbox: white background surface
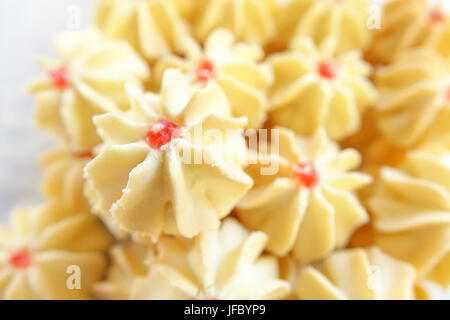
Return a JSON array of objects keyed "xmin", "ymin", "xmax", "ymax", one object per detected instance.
[{"xmin": 0, "ymin": 0, "xmax": 94, "ymax": 222}]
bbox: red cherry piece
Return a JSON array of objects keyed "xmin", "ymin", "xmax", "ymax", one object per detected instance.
[
  {"xmin": 430, "ymin": 9, "xmax": 444, "ymax": 23},
  {"xmin": 73, "ymin": 150, "xmax": 94, "ymax": 159},
  {"xmin": 317, "ymin": 61, "xmax": 336, "ymax": 79},
  {"xmin": 9, "ymin": 248, "xmax": 32, "ymax": 269},
  {"xmin": 49, "ymin": 67, "xmax": 69, "ymax": 89},
  {"xmin": 292, "ymin": 162, "xmax": 319, "ymax": 188},
  {"xmin": 145, "ymin": 120, "xmax": 182, "ymax": 150},
  {"xmin": 196, "ymin": 59, "xmax": 215, "ymax": 82}
]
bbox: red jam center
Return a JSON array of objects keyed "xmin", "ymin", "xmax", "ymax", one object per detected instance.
[
  {"xmin": 9, "ymin": 248, "xmax": 32, "ymax": 269},
  {"xmin": 73, "ymin": 150, "xmax": 94, "ymax": 159},
  {"xmin": 292, "ymin": 162, "xmax": 319, "ymax": 188},
  {"xmin": 447, "ymin": 87, "xmax": 450, "ymax": 102},
  {"xmin": 317, "ymin": 61, "xmax": 336, "ymax": 79},
  {"xmin": 49, "ymin": 67, "xmax": 69, "ymax": 90},
  {"xmin": 196, "ymin": 59, "xmax": 215, "ymax": 82},
  {"xmin": 145, "ymin": 119, "xmax": 182, "ymax": 150},
  {"xmin": 430, "ymin": 9, "xmax": 444, "ymax": 23}
]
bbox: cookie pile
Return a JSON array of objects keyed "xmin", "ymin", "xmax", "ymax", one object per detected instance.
[{"xmin": 0, "ymin": 0, "xmax": 449, "ymax": 300}]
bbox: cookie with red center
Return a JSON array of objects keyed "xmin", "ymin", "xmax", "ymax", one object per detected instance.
[
  {"xmin": 237, "ymin": 128, "xmax": 371, "ymax": 262},
  {"xmin": 268, "ymin": 37, "xmax": 375, "ymax": 141},
  {"xmin": 84, "ymin": 69, "xmax": 253, "ymax": 240},
  {"xmin": 28, "ymin": 29, "xmax": 150, "ymax": 151},
  {"xmin": 368, "ymin": 0, "xmax": 450, "ymax": 63},
  {"xmin": 0, "ymin": 202, "xmax": 112, "ymax": 299},
  {"xmin": 153, "ymin": 29, "xmax": 272, "ymax": 129}
]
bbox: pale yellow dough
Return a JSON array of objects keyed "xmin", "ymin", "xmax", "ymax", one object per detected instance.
[
  {"xmin": 416, "ymin": 281, "xmax": 450, "ymax": 300},
  {"xmin": 40, "ymin": 148, "xmax": 93, "ymax": 212},
  {"xmin": 28, "ymin": 29, "xmax": 150, "ymax": 151},
  {"xmin": 154, "ymin": 28, "xmax": 272, "ymax": 128},
  {"xmin": 295, "ymin": 247, "xmax": 416, "ymax": 300},
  {"xmin": 130, "ymin": 218, "xmax": 290, "ymax": 300},
  {"xmin": 375, "ymin": 48, "xmax": 450, "ymax": 149},
  {"xmin": 368, "ymin": 151, "xmax": 450, "ymax": 288},
  {"xmin": 268, "ymin": 37, "xmax": 376, "ymax": 141},
  {"xmin": 236, "ymin": 128, "xmax": 372, "ymax": 262},
  {"xmin": 0, "ymin": 202, "xmax": 112, "ymax": 300},
  {"xmin": 16, "ymin": 0, "xmax": 450, "ymax": 302},
  {"xmin": 193, "ymin": 0, "xmax": 277, "ymax": 45},
  {"xmin": 274, "ymin": 0, "xmax": 371, "ymax": 55},
  {"xmin": 93, "ymin": 242, "xmax": 150, "ymax": 300},
  {"xmin": 368, "ymin": 0, "xmax": 450, "ymax": 64},
  {"xmin": 95, "ymin": 0, "xmax": 194, "ymax": 60},
  {"xmin": 84, "ymin": 69, "xmax": 253, "ymax": 240}
]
